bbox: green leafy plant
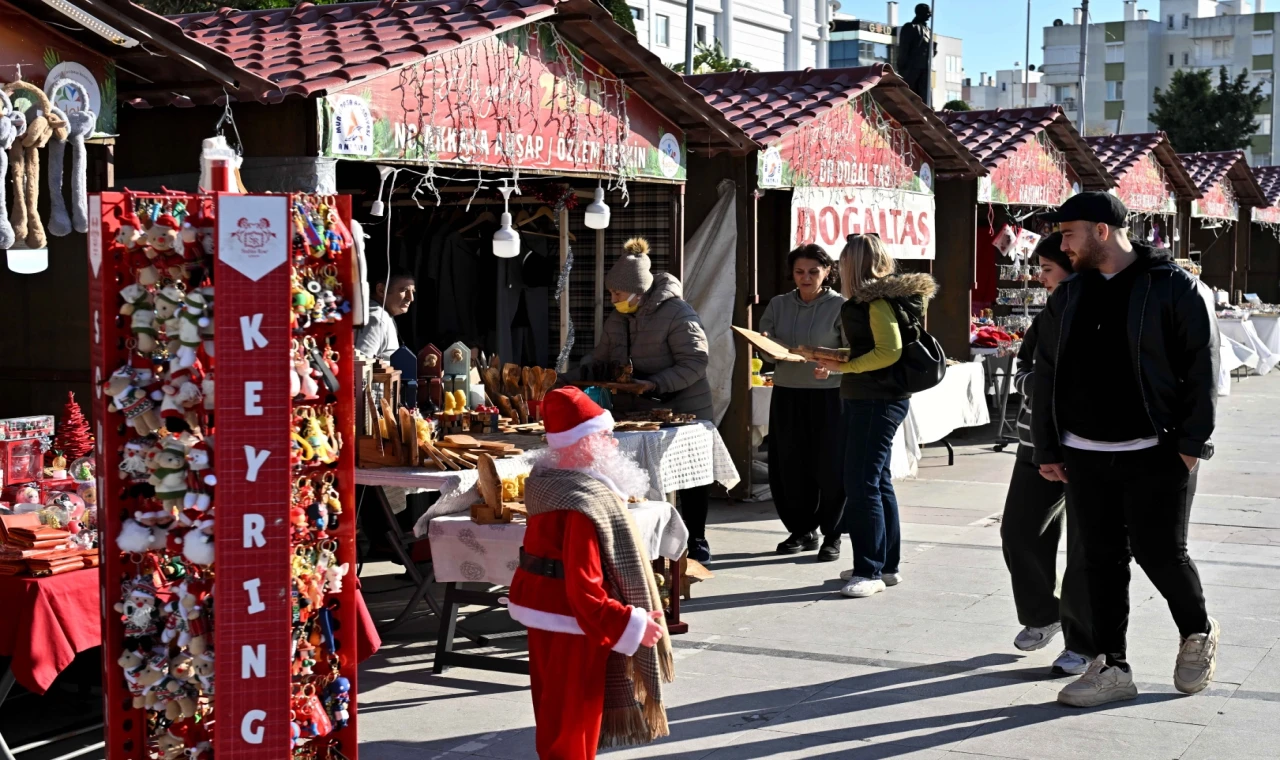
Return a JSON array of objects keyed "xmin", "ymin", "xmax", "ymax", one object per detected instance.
[
  {"xmin": 942, "ymin": 99, "xmax": 970, "ymax": 111},
  {"xmin": 668, "ymin": 41, "xmax": 755, "ymax": 74},
  {"xmin": 99, "ymin": 61, "xmax": 118, "ymax": 134},
  {"xmin": 43, "ymin": 47, "xmax": 61, "ymax": 72},
  {"xmin": 1151, "ymin": 66, "xmax": 1266, "ymax": 152}
]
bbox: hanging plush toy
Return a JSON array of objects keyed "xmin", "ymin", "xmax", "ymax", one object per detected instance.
[
  {"xmin": 3, "ymin": 80, "xmax": 66, "ymax": 249},
  {"xmin": 45, "ymin": 80, "xmax": 96, "ymax": 235},
  {"xmin": 46, "ymin": 108, "xmax": 72, "ymax": 238},
  {"xmin": 174, "ymin": 292, "xmax": 207, "ymax": 370},
  {"xmin": 0, "ymin": 92, "xmax": 25, "ymax": 250}
]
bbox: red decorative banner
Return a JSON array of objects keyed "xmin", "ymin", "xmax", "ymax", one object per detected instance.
[
  {"xmin": 213, "ymin": 194, "xmax": 292, "ymax": 759},
  {"xmin": 319, "ymin": 24, "xmax": 684, "ymax": 181},
  {"xmin": 791, "ymin": 186, "xmax": 935, "ymax": 260},
  {"xmin": 978, "ymin": 132, "xmax": 1079, "ymax": 207},
  {"xmin": 1114, "ymin": 152, "xmax": 1177, "ymax": 214},
  {"xmin": 1192, "ymin": 179, "xmax": 1238, "ymax": 220},
  {"xmin": 758, "ymin": 91, "xmax": 932, "ymax": 193},
  {"xmin": 1254, "ymin": 205, "xmax": 1280, "ymax": 224}
]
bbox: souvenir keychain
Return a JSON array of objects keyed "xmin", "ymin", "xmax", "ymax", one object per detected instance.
[
  {"xmin": 306, "ymin": 335, "xmax": 340, "ymax": 393},
  {"xmin": 294, "ymin": 339, "xmax": 320, "ymax": 400},
  {"xmin": 320, "ymin": 472, "xmax": 343, "ymax": 526}
]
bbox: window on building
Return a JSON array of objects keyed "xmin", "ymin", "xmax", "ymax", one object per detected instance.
[
  {"xmin": 1167, "ymin": 14, "xmax": 1175, "ymax": 29},
  {"xmin": 1106, "ymin": 80, "xmax": 1124, "ymax": 100},
  {"xmin": 1169, "ymin": 53, "xmax": 1175, "ymax": 67},
  {"xmin": 1183, "ymin": 52, "xmax": 1190, "ymax": 65},
  {"xmin": 857, "ymin": 41, "xmax": 891, "ymax": 63},
  {"xmin": 1045, "ymin": 45, "xmax": 1076, "ymax": 65},
  {"xmin": 695, "ymin": 23, "xmax": 706, "ymax": 45},
  {"xmin": 948, "ymin": 89, "xmax": 961, "ymax": 103},
  {"xmin": 1254, "ymin": 32, "xmax": 1274, "ymax": 56},
  {"xmin": 630, "ymin": 6, "xmax": 644, "ymax": 20},
  {"xmin": 1258, "ymin": 115, "xmax": 1273, "ymax": 135},
  {"xmin": 1105, "ymin": 43, "xmax": 1124, "ymax": 63},
  {"xmin": 655, "ymin": 14, "xmax": 670, "ymax": 46},
  {"xmin": 1213, "ymin": 39, "xmax": 1234, "ymax": 59},
  {"xmin": 1182, "ymin": 13, "xmax": 1190, "ymax": 29}
]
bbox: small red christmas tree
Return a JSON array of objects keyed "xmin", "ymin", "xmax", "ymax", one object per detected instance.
[{"xmin": 51, "ymin": 391, "xmax": 95, "ymax": 463}]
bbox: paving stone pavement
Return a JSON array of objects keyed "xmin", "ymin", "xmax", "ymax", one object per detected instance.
[{"xmin": 358, "ymin": 372, "xmax": 1280, "ymax": 759}]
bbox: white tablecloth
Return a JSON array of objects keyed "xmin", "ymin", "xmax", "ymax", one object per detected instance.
[
  {"xmin": 749, "ymin": 362, "xmax": 989, "ymax": 480},
  {"xmin": 353, "ymin": 421, "xmax": 739, "ymax": 538},
  {"xmin": 1252, "ymin": 314, "xmax": 1280, "ymax": 355},
  {"xmin": 1218, "ymin": 317, "xmax": 1279, "ymax": 375},
  {"xmin": 426, "ymin": 500, "xmax": 687, "ymax": 584},
  {"xmin": 1218, "ymin": 337, "xmax": 1258, "ymax": 396}
]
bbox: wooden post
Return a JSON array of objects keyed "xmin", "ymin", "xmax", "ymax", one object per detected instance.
[
  {"xmin": 595, "ymin": 227, "xmax": 605, "ymax": 341},
  {"xmin": 1237, "ymin": 202, "xmax": 1252, "ymax": 298},
  {"xmin": 559, "ymin": 207, "xmax": 570, "ymax": 370},
  {"xmin": 672, "ymin": 185, "xmax": 686, "ymax": 280},
  {"xmin": 932, "ymin": 178, "xmax": 979, "ymax": 360}
]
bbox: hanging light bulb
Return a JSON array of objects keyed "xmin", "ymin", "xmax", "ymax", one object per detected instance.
[
  {"xmin": 584, "ymin": 182, "xmax": 611, "ymax": 230},
  {"xmin": 370, "ymin": 165, "xmax": 394, "ymax": 217},
  {"xmin": 7, "ymin": 247, "xmax": 48, "ymax": 274},
  {"xmin": 492, "ymin": 183, "xmax": 521, "ymax": 258}
]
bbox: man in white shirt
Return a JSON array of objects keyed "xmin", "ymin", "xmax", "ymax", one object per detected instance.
[{"xmin": 356, "ymin": 270, "xmax": 415, "ymax": 360}]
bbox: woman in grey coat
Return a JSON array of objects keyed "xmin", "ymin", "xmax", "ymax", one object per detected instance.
[
  {"xmin": 581, "ymin": 237, "xmax": 715, "ymax": 561},
  {"xmin": 758, "ymin": 244, "xmax": 846, "ymax": 562}
]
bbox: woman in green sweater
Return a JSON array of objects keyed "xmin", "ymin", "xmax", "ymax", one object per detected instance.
[{"xmin": 817, "ymin": 233, "xmax": 936, "ymax": 599}]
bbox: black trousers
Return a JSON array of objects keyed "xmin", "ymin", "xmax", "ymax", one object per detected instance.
[
  {"xmin": 679, "ymin": 484, "xmax": 710, "ymax": 540},
  {"xmin": 1001, "ymin": 455, "xmax": 1094, "ymax": 656},
  {"xmin": 1064, "ymin": 444, "xmax": 1209, "ymax": 660},
  {"xmin": 767, "ymin": 386, "xmax": 845, "ymax": 538}
]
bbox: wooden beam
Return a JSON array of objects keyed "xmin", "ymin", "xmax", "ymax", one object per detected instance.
[
  {"xmin": 594, "ymin": 227, "xmax": 605, "ymax": 341},
  {"xmin": 559, "ymin": 206, "xmax": 570, "ymax": 371}
]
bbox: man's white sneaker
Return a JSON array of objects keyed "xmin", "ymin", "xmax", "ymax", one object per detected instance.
[
  {"xmin": 1014, "ymin": 622, "xmax": 1062, "ymax": 652},
  {"xmin": 1057, "ymin": 655, "xmax": 1138, "ymax": 707},
  {"xmin": 1051, "ymin": 649, "xmax": 1090, "ymax": 676},
  {"xmin": 839, "ymin": 569, "xmax": 903, "ymax": 585},
  {"xmin": 1174, "ymin": 617, "xmax": 1220, "ymax": 694},
  {"xmin": 840, "ymin": 577, "xmax": 886, "ymax": 598}
]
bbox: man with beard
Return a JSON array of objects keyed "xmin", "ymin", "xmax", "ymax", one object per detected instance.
[
  {"xmin": 508, "ymin": 387, "xmax": 673, "ymax": 758},
  {"xmin": 1033, "ymin": 192, "xmax": 1220, "ymax": 707}
]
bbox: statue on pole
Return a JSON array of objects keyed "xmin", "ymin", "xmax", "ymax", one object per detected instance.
[{"xmin": 897, "ymin": 3, "xmax": 937, "ymax": 106}]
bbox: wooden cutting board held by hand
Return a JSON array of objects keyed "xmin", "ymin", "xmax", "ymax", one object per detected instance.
[{"xmin": 732, "ymin": 326, "xmax": 807, "ymax": 362}]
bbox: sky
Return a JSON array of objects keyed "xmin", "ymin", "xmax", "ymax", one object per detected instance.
[{"xmin": 838, "ymin": 1, "xmax": 1140, "ymax": 81}]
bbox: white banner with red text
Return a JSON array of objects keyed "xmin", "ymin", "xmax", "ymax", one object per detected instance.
[{"xmin": 790, "ymin": 186, "xmax": 935, "ymax": 260}]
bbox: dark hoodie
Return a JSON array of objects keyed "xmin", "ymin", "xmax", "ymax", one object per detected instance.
[{"xmin": 1032, "ymin": 243, "xmax": 1220, "ymax": 463}]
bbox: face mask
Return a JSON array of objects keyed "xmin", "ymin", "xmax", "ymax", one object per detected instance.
[{"xmin": 614, "ymin": 295, "xmax": 640, "ymax": 314}]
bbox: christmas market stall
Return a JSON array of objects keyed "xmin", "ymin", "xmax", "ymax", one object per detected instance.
[
  {"xmin": 683, "ymin": 65, "xmax": 989, "ymax": 480},
  {"xmin": 1178, "ymin": 150, "xmax": 1266, "ymax": 302},
  {"xmin": 110, "ymin": 0, "xmax": 750, "ymax": 669},
  {"xmin": 938, "ymin": 106, "xmax": 1113, "ymax": 445},
  {"xmin": 1085, "ymin": 132, "xmax": 1200, "ymax": 258},
  {"xmin": 1250, "ymin": 166, "xmax": 1280, "ymax": 306}
]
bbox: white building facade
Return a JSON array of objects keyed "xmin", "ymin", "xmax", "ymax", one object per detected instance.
[
  {"xmin": 1041, "ymin": 0, "xmax": 1276, "ymax": 164},
  {"xmin": 963, "ymin": 69, "xmax": 1050, "ymax": 111},
  {"xmin": 628, "ymin": 0, "xmax": 836, "ymax": 72}
]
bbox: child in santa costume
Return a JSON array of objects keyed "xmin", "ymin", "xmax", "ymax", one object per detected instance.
[{"xmin": 509, "ymin": 387, "xmax": 674, "ymax": 759}]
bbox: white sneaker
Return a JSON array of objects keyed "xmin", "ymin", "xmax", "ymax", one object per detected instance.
[
  {"xmin": 1174, "ymin": 617, "xmax": 1220, "ymax": 694},
  {"xmin": 839, "ymin": 569, "xmax": 903, "ymax": 585},
  {"xmin": 1057, "ymin": 655, "xmax": 1138, "ymax": 707},
  {"xmin": 1014, "ymin": 622, "xmax": 1062, "ymax": 652},
  {"xmin": 1051, "ymin": 649, "xmax": 1090, "ymax": 676},
  {"xmin": 840, "ymin": 577, "xmax": 886, "ymax": 598}
]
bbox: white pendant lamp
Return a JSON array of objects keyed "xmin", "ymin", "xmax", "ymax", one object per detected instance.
[
  {"xmin": 492, "ymin": 184, "xmax": 521, "ymax": 258},
  {"xmin": 584, "ymin": 182, "xmax": 611, "ymax": 230},
  {"xmin": 7, "ymin": 247, "xmax": 48, "ymax": 274}
]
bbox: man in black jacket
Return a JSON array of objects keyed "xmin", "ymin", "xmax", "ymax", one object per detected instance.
[
  {"xmin": 897, "ymin": 4, "xmax": 935, "ymax": 104},
  {"xmin": 1033, "ymin": 192, "xmax": 1220, "ymax": 708}
]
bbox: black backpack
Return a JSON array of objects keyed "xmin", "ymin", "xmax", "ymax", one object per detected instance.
[{"xmin": 887, "ymin": 298, "xmax": 946, "ymax": 393}]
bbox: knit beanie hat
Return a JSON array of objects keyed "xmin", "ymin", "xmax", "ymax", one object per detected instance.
[{"xmin": 605, "ymin": 237, "xmax": 654, "ymax": 294}]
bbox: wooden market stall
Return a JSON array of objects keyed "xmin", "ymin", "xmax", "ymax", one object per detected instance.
[
  {"xmin": 683, "ymin": 65, "xmax": 986, "ymax": 489},
  {"xmin": 1086, "ymin": 132, "xmax": 1200, "ymax": 257},
  {"xmin": 937, "ymin": 106, "xmax": 1113, "ymax": 356},
  {"xmin": 1249, "ymin": 166, "xmax": 1280, "ymax": 304},
  {"xmin": 1178, "ymin": 151, "xmax": 1267, "ymax": 300}
]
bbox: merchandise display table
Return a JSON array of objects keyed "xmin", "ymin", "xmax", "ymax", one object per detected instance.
[
  {"xmin": 426, "ymin": 501, "xmax": 688, "ymax": 675},
  {"xmin": 750, "ymin": 361, "xmax": 989, "ymax": 480},
  {"xmin": 1251, "ymin": 314, "xmax": 1280, "ymax": 356},
  {"xmin": 1218, "ymin": 316, "xmax": 1279, "ymax": 375},
  {"xmin": 1219, "ymin": 337, "xmax": 1258, "ymax": 396}
]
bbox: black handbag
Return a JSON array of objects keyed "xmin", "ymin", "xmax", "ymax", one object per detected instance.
[{"xmin": 889, "ymin": 300, "xmax": 946, "ymax": 393}]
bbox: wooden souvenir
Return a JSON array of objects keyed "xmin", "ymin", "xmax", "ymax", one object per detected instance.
[
  {"xmin": 389, "ymin": 346, "xmax": 419, "ymax": 409},
  {"xmin": 417, "ymin": 344, "xmax": 443, "ymax": 410},
  {"xmin": 442, "ymin": 342, "xmax": 471, "ymax": 405},
  {"xmin": 469, "ymin": 453, "xmax": 527, "ymax": 524}
]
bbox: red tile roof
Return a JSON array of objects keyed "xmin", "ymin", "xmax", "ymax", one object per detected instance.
[
  {"xmin": 941, "ymin": 106, "xmax": 1112, "ymax": 190},
  {"xmin": 685, "ymin": 65, "xmax": 985, "ymax": 180},
  {"xmin": 170, "ymin": 0, "xmax": 559, "ymax": 102},
  {"xmin": 1178, "ymin": 151, "xmax": 1267, "ymax": 207},
  {"xmin": 1085, "ymin": 132, "xmax": 1199, "ymax": 201},
  {"xmin": 1254, "ymin": 165, "xmax": 1280, "ymax": 208}
]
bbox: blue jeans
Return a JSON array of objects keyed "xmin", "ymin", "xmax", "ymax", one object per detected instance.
[{"xmin": 841, "ymin": 398, "xmax": 910, "ymax": 579}]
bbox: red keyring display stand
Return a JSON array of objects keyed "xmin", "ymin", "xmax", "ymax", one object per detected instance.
[{"xmin": 89, "ymin": 191, "xmax": 359, "ymax": 760}]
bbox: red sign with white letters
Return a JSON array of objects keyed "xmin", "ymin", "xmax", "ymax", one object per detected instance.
[{"xmin": 213, "ymin": 194, "xmax": 293, "ymax": 757}]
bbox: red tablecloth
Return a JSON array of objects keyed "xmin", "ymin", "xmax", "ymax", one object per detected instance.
[
  {"xmin": 0, "ymin": 569, "xmax": 100, "ymax": 694},
  {"xmin": 0, "ymin": 569, "xmax": 381, "ymax": 696}
]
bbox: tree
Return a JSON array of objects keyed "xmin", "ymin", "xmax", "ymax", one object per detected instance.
[
  {"xmin": 942, "ymin": 99, "xmax": 971, "ymax": 111},
  {"xmin": 51, "ymin": 391, "xmax": 94, "ymax": 464},
  {"xmin": 1151, "ymin": 66, "xmax": 1266, "ymax": 153},
  {"xmin": 603, "ymin": 0, "xmax": 636, "ymax": 35},
  {"xmin": 668, "ymin": 41, "xmax": 755, "ymax": 75}
]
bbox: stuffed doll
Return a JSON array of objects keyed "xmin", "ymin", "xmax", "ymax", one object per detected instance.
[
  {"xmin": 184, "ymin": 440, "xmax": 216, "ymax": 511},
  {"xmin": 120, "ymin": 283, "xmax": 158, "ymax": 354},
  {"xmin": 148, "ymin": 437, "xmax": 189, "ymax": 511},
  {"xmin": 0, "ymin": 105, "xmax": 22, "ymax": 249},
  {"xmin": 174, "ymin": 292, "xmax": 207, "ymax": 370},
  {"xmin": 4, "ymin": 81, "xmax": 64, "ymax": 249},
  {"xmin": 105, "ymin": 360, "xmax": 164, "ymax": 437}
]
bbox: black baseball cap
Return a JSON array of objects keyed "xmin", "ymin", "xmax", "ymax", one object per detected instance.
[{"xmin": 1039, "ymin": 191, "xmax": 1129, "ymax": 227}]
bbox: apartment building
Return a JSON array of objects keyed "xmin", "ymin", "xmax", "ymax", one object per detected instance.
[
  {"xmin": 628, "ymin": 0, "xmax": 835, "ymax": 72},
  {"xmin": 963, "ymin": 69, "xmax": 1051, "ymax": 110},
  {"xmin": 1041, "ymin": 0, "xmax": 1275, "ymax": 164}
]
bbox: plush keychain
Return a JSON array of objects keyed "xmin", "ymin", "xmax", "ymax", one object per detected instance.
[
  {"xmin": 0, "ymin": 92, "xmax": 25, "ymax": 249},
  {"xmin": 174, "ymin": 292, "xmax": 207, "ymax": 370},
  {"xmin": 3, "ymin": 79, "xmax": 66, "ymax": 249},
  {"xmin": 120, "ymin": 283, "xmax": 158, "ymax": 354},
  {"xmin": 46, "ymin": 107, "xmax": 73, "ymax": 237}
]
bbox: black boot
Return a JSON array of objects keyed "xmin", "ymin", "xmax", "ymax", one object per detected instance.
[
  {"xmin": 688, "ymin": 538, "xmax": 712, "ymax": 563},
  {"xmin": 777, "ymin": 531, "xmax": 820, "ymax": 555},
  {"xmin": 816, "ymin": 535, "xmax": 841, "ymax": 562}
]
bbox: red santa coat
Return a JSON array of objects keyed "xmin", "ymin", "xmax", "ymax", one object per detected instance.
[{"xmin": 508, "ymin": 509, "xmax": 647, "ymax": 760}]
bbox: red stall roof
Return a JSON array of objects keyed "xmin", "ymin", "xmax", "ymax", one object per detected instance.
[
  {"xmin": 1085, "ymin": 132, "xmax": 1199, "ymax": 201},
  {"xmin": 146, "ymin": 0, "xmax": 753, "ymax": 153},
  {"xmin": 1253, "ymin": 166, "xmax": 1280, "ymax": 208},
  {"xmin": 1178, "ymin": 151, "xmax": 1267, "ymax": 207},
  {"xmin": 942, "ymin": 106, "xmax": 1112, "ymax": 190},
  {"xmin": 685, "ymin": 65, "xmax": 986, "ymax": 180}
]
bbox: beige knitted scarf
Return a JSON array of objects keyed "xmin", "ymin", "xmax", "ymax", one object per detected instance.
[{"xmin": 523, "ymin": 469, "xmax": 675, "ymax": 748}]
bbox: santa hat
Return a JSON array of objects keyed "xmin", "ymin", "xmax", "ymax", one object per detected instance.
[
  {"xmin": 187, "ymin": 440, "xmax": 212, "ymax": 467},
  {"xmin": 542, "ymin": 387, "xmax": 614, "ymax": 449},
  {"xmin": 154, "ymin": 214, "xmax": 180, "ymax": 232},
  {"xmin": 116, "ymin": 204, "xmax": 141, "ymax": 229}
]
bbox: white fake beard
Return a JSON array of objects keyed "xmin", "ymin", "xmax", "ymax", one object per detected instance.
[{"xmin": 532, "ymin": 434, "xmax": 651, "ymax": 502}]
